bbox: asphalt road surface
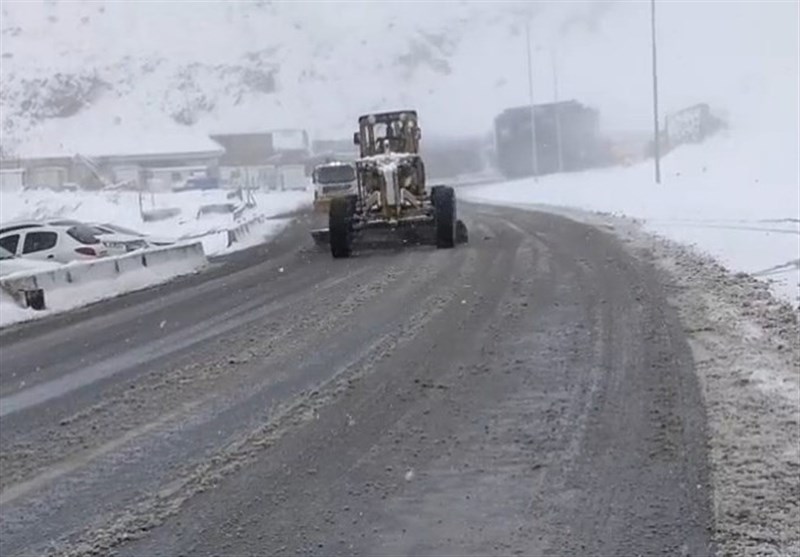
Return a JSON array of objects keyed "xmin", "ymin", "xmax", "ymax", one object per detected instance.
[{"xmin": 0, "ymin": 204, "xmax": 715, "ymax": 556}]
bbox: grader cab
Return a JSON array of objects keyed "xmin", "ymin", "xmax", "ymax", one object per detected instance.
[{"xmin": 313, "ymin": 110, "xmax": 467, "ymax": 258}]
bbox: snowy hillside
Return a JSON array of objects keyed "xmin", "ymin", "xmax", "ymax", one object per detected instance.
[{"xmin": 1, "ymin": 1, "xmax": 796, "ymax": 154}]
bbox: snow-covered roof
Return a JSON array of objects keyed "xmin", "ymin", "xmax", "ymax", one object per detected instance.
[
  {"xmin": 315, "ymin": 160, "xmax": 354, "ymax": 168},
  {"xmin": 358, "ymin": 152, "xmax": 417, "ymax": 166},
  {"xmin": 15, "ymin": 129, "xmax": 225, "ymax": 161}
]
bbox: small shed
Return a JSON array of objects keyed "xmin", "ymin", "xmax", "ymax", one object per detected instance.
[
  {"xmin": 210, "ymin": 129, "xmax": 311, "ymax": 190},
  {"xmin": 0, "ymin": 168, "xmax": 25, "ymax": 191}
]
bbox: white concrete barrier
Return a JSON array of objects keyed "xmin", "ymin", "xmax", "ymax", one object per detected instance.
[
  {"xmin": 140, "ymin": 241, "xmax": 206, "ymax": 268},
  {"xmin": 0, "ymin": 242, "xmax": 207, "ymax": 311},
  {"xmin": 227, "ymin": 215, "xmax": 267, "ymax": 247},
  {"xmin": 116, "ymin": 253, "xmax": 145, "ymax": 275}
]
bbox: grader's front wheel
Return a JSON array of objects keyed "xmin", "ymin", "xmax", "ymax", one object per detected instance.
[
  {"xmin": 330, "ymin": 196, "xmax": 355, "ymax": 258},
  {"xmin": 432, "ymin": 186, "xmax": 456, "ymax": 249}
]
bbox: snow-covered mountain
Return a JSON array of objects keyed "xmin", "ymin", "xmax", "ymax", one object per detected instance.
[{"xmin": 0, "ymin": 1, "xmax": 797, "ymax": 157}]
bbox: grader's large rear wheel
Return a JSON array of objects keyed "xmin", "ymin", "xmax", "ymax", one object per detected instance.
[
  {"xmin": 432, "ymin": 186, "xmax": 456, "ymax": 249},
  {"xmin": 330, "ymin": 195, "xmax": 356, "ymax": 258}
]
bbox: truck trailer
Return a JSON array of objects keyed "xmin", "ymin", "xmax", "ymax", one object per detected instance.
[{"xmin": 493, "ymin": 100, "xmax": 609, "ymax": 179}]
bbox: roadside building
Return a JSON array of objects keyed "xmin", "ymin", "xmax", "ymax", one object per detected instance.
[
  {"xmin": 210, "ymin": 128, "xmax": 312, "ymax": 191},
  {"xmin": 5, "ymin": 131, "xmax": 224, "ymax": 191}
]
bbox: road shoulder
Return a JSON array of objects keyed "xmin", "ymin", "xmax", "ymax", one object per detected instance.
[{"xmin": 526, "ymin": 203, "xmax": 800, "ymax": 556}]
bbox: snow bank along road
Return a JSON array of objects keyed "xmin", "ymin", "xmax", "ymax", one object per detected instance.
[{"xmin": 0, "ymin": 203, "xmax": 794, "ymax": 556}]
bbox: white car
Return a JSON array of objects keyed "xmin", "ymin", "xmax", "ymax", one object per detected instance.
[
  {"xmin": 86, "ymin": 225, "xmax": 150, "ymax": 254},
  {"xmin": 0, "ymin": 222, "xmax": 109, "ymax": 263},
  {"xmin": 89, "ymin": 223, "xmax": 176, "ymax": 248},
  {"xmin": 35, "ymin": 219, "xmax": 147, "ymax": 255},
  {"xmin": 0, "ymin": 245, "xmax": 63, "ymax": 277}
]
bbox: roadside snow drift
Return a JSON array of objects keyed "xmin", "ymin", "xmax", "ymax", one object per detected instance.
[
  {"xmin": 0, "ymin": 189, "xmax": 311, "ymax": 257},
  {"xmin": 463, "ymin": 131, "xmax": 800, "ymax": 305},
  {"xmin": 0, "ymin": 188, "xmax": 311, "ymax": 328},
  {"xmin": 0, "ymin": 242, "xmax": 207, "ymax": 328}
]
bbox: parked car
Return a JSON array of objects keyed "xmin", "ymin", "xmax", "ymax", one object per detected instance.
[
  {"xmin": 83, "ymin": 225, "xmax": 149, "ymax": 254},
  {"xmin": 0, "ymin": 222, "xmax": 109, "ymax": 263},
  {"xmin": 89, "ymin": 223, "xmax": 177, "ymax": 247},
  {"xmin": 0, "ymin": 219, "xmax": 165, "ymax": 258},
  {"xmin": 0, "ymin": 219, "xmax": 84, "ymax": 234},
  {"xmin": 0, "ymin": 245, "xmax": 63, "ymax": 277}
]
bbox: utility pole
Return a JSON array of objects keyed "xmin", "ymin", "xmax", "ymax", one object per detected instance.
[
  {"xmin": 525, "ymin": 20, "xmax": 539, "ymax": 181},
  {"xmin": 650, "ymin": 0, "xmax": 661, "ymax": 183},
  {"xmin": 552, "ymin": 47, "xmax": 564, "ymax": 173}
]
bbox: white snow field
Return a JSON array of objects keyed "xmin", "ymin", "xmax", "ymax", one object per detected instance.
[{"xmin": 464, "ymin": 130, "xmax": 800, "ymax": 305}]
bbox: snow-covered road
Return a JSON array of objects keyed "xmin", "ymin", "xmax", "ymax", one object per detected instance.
[{"xmin": 1, "ymin": 205, "xmax": 796, "ymax": 557}]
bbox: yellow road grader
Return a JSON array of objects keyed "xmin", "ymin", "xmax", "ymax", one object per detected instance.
[{"xmin": 310, "ymin": 110, "xmax": 467, "ymax": 257}]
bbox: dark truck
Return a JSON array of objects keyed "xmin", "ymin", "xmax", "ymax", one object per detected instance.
[{"xmin": 493, "ymin": 100, "xmax": 611, "ymax": 179}]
